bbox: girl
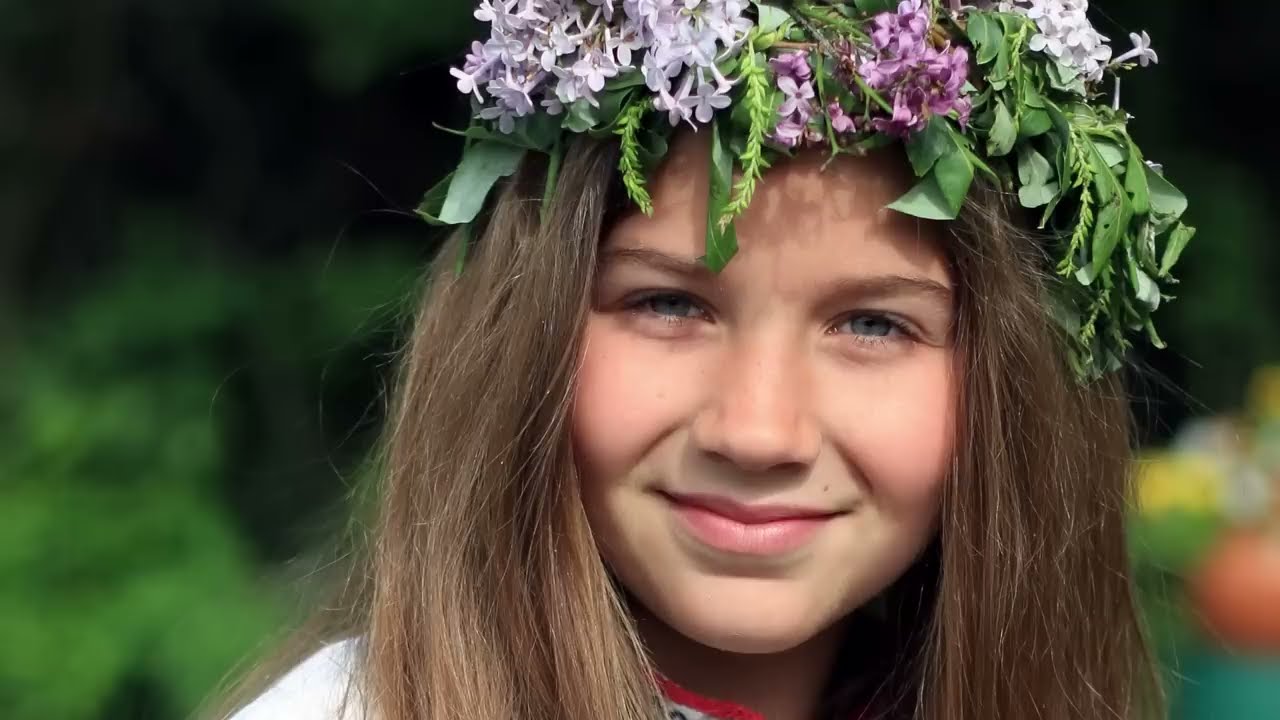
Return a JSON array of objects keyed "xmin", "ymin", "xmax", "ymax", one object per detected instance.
[{"xmin": 216, "ymin": 1, "xmax": 1190, "ymax": 719}]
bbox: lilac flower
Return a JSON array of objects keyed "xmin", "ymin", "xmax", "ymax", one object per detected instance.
[
  {"xmin": 777, "ymin": 76, "xmax": 816, "ymax": 118},
  {"xmin": 573, "ymin": 47, "xmax": 620, "ymax": 92},
  {"xmin": 685, "ymin": 79, "xmax": 732, "ymax": 122},
  {"xmin": 829, "ymin": 101, "xmax": 857, "ymax": 134},
  {"xmin": 657, "ymin": 72, "xmax": 697, "ymax": 126},
  {"xmin": 1112, "ymin": 31, "xmax": 1157, "ymax": 67},
  {"xmin": 856, "ymin": 2, "xmax": 972, "ymax": 137},
  {"xmin": 770, "ymin": 117, "xmax": 805, "ymax": 147},
  {"xmin": 768, "ymin": 51, "xmax": 822, "ymax": 147},
  {"xmin": 585, "ymin": 0, "xmax": 614, "ymax": 22},
  {"xmin": 608, "ymin": 23, "xmax": 647, "ymax": 66},
  {"xmin": 769, "ymin": 50, "xmax": 812, "ymax": 82},
  {"xmin": 454, "ymin": 0, "xmax": 752, "ymax": 133},
  {"xmin": 479, "ymin": 103, "xmax": 519, "ymax": 133},
  {"xmin": 450, "ymin": 41, "xmax": 495, "ymax": 100},
  {"xmin": 999, "ymin": 0, "xmax": 1113, "ymax": 82}
]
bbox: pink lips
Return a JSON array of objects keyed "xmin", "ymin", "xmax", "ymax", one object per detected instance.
[{"xmin": 661, "ymin": 492, "xmax": 840, "ymax": 557}]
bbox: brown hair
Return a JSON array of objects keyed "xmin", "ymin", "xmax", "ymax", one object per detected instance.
[{"xmin": 208, "ymin": 133, "xmax": 1162, "ymax": 720}]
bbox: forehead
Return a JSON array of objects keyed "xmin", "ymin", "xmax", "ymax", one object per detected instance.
[{"xmin": 604, "ymin": 131, "xmax": 951, "ymax": 291}]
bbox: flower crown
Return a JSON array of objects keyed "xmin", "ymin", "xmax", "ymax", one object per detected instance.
[{"xmin": 418, "ymin": 0, "xmax": 1194, "ymax": 380}]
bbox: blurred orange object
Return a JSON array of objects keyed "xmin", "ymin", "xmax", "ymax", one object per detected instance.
[{"xmin": 1188, "ymin": 525, "xmax": 1280, "ymax": 652}]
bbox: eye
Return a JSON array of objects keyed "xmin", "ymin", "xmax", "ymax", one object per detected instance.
[
  {"xmin": 832, "ymin": 312, "xmax": 909, "ymax": 343},
  {"xmin": 629, "ymin": 292, "xmax": 707, "ymax": 321}
]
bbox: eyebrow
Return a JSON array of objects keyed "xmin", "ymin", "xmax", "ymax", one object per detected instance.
[
  {"xmin": 600, "ymin": 247, "xmax": 714, "ymax": 281},
  {"xmin": 820, "ymin": 274, "xmax": 953, "ymax": 306},
  {"xmin": 601, "ymin": 247, "xmax": 952, "ymax": 304}
]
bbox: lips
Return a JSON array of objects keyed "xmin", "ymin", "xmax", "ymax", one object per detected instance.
[
  {"xmin": 660, "ymin": 491, "xmax": 841, "ymax": 524},
  {"xmin": 659, "ymin": 491, "xmax": 844, "ymax": 556}
]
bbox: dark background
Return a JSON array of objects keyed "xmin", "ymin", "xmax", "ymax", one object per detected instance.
[{"xmin": 2, "ymin": 1, "xmax": 1276, "ymax": 718}]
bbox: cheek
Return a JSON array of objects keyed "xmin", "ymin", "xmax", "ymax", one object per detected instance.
[
  {"xmin": 571, "ymin": 316, "xmax": 701, "ymax": 485},
  {"xmin": 826, "ymin": 354, "xmax": 955, "ymax": 517}
]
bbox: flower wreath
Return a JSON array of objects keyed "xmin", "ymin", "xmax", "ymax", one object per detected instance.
[{"xmin": 418, "ymin": 0, "xmax": 1194, "ymax": 380}]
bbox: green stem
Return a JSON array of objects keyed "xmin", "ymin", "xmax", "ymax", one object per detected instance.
[
  {"xmin": 792, "ymin": 1, "xmax": 870, "ymax": 42},
  {"xmin": 540, "ymin": 134, "xmax": 563, "ymax": 224},
  {"xmin": 852, "ymin": 73, "xmax": 893, "ymax": 114}
]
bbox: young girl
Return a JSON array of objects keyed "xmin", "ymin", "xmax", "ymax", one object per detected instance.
[{"xmin": 216, "ymin": 2, "xmax": 1192, "ymax": 719}]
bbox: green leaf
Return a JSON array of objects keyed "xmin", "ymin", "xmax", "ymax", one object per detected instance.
[
  {"xmin": 1017, "ymin": 144, "xmax": 1053, "ymax": 187},
  {"xmin": 565, "ymin": 100, "xmax": 600, "ymax": 133},
  {"xmin": 1018, "ymin": 108, "xmax": 1052, "ymax": 138},
  {"xmin": 1095, "ymin": 140, "xmax": 1126, "ymax": 168},
  {"xmin": 1089, "ymin": 197, "xmax": 1132, "ymax": 277},
  {"xmin": 1146, "ymin": 165, "xmax": 1188, "ymax": 218},
  {"xmin": 605, "ymin": 69, "xmax": 649, "ymax": 91},
  {"xmin": 415, "ymin": 171, "xmax": 455, "ymax": 225},
  {"xmin": 591, "ymin": 88, "xmax": 638, "ymax": 134},
  {"xmin": 437, "ymin": 141, "xmax": 526, "ymax": 225},
  {"xmin": 1038, "ymin": 184, "xmax": 1066, "ymax": 225},
  {"xmin": 904, "ymin": 117, "xmax": 951, "ymax": 176},
  {"xmin": 888, "ymin": 174, "xmax": 955, "ymax": 220},
  {"xmin": 753, "ymin": 1, "xmax": 790, "ymax": 31},
  {"xmin": 966, "ymin": 13, "xmax": 1004, "ymax": 65},
  {"xmin": 1159, "ymin": 222, "xmax": 1196, "ymax": 276},
  {"xmin": 987, "ymin": 100, "xmax": 1017, "ymax": 157},
  {"xmin": 1087, "ymin": 140, "xmax": 1120, "ymax": 205},
  {"xmin": 703, "ymin": 119, "xmax": 739, "ymax": 271},
  {"xmin": 435, "ymin": 114, "xmax": 559, "ymax": 152},
  {"xmin": 1018, "ymin": 182, "xmax": 1059, "ymax": 209},
  {"xmin": 934, "ymin": 147, "xmax": 975, "ymax": 216},
  {"xmin": 853, "ymin": 0, "xmax": 897, "ymax": 13},
  {"xmin": 1125, "ymin": 142, "xmax": 1150, "ymax": 215},
  {"xmin": 1129, "ymin": 256, "xmax": 1161, "ymax": 311},
  {"xmin": 1046, "ymin": 61, "xmax": 1082, "ymax": 92},
  {"xmin": 1134, "ymin": 218, "xmax": 1159, "ymax": 275}
]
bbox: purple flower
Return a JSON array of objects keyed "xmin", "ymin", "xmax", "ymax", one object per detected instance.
[
  {"xmin": 777, "ymin": 75, "xmax": 815, "ymax": 117},
  {"xmin": 829, "ymin": 100, "xmax": 857, "ymax": 134},
  {"xmin": 685, "ymin": 80, "xmax": 732, "ymax": 122},
  {"xmin": 769, "ymin": 50, "xmax": 812, "ymax": 82},
  {"xmin": 855, "ymin": 2, "xmax": 973, "ymax": 137},
  {"xmin": 455, "ymin": 0, "xmax": 751, "ymax": 134},
  {"xmin": 768, "ymin": 50, "xmax": 824, "ymax": 148},
  {"xmin": 769, "ymin": 116, "xmax": 806, "ymax": 147},
  {"xmin": 573, "ymin": 47, "xmax": 619, "ymax": 92},
  {"xmin": 657, "ymin": 71, "xmax": 697, "ymax": 126}
]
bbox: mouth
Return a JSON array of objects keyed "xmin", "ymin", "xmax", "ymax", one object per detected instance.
[{"xmin": 658, "ymin": 491, "xmax": 845, "ymax": 557}]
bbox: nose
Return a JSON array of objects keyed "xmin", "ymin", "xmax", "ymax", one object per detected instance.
[{"xmin": 690, "ymin": 338, "xmax": 822, "ymax": 474}]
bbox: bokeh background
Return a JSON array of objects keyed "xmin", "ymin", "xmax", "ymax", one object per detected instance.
[{"xmin": 3, "ymin": 1, "xmax": 1278, "ymax": 718}]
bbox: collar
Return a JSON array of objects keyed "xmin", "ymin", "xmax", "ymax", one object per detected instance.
[{"xmin": 657, "ymin": 675, "xmax": 871, "ymax": 720}]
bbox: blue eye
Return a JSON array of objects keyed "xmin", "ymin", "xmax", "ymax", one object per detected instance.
[
  {"xmin": 637, "ymin": 293, "xmax": 704, "ymax": 319},
  {"xmin": 836, "ymin": 313, "xmax": 901, "ymax": 339}
]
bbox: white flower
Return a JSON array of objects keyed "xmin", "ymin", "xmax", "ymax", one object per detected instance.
[
  {"xmin": 1000, "ymin": 0, "xmax": 1113, "ymax": 82},
  {"xmin": 1113, "ymin": 30, "xmax": 1158, "ymax": 67},
  {"xmin": 684, "ymin": 74, "xmax": 732, "ymax": 122}
]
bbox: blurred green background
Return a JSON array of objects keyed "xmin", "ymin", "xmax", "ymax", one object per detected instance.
[{"xmin": 2, "ymin": 1, "xmax": 1278, "ymax": 718}]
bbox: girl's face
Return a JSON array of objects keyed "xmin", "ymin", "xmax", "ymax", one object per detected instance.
[{"xmin": 573, "ymin": 132, "xmax": 956, "ymax": 655}]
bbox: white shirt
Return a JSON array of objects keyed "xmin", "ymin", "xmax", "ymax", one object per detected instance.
[{"xmin": 228, "ymin": 638, "xmax": 364, "ymax": 720}]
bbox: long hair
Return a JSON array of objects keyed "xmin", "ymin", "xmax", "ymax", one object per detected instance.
[{"xmin": 210, "ymin": 133, "xmax": 1162, "ymax": 720}]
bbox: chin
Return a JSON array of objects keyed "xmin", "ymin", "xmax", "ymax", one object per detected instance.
[{"xmin": 656, "ymin": 575, "xmax": 847, "ymax": 655}]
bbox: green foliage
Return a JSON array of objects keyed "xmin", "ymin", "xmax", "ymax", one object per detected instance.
[
  {"xmin": 616, "ymin": 99, "xmax": 656, "ymax": 216},
  {"xmin": 703, "ymin": 118, "xmax": 739, "ymax": 271},
  {"xmin": 719, "ymin": 43, "xmax": 775, "ymax": 230},
  {"xmin": 0, "ymin": 212, "xmax": 417, "ymax": 719}
]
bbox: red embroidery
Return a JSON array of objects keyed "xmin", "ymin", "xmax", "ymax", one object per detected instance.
[
  {"xmin": 657, "ymin": 675, "xmax": 765, "ymax": 720},
  {"xmin": 656, "ymin": 673, "xmax": 874, "ymax": 720}
]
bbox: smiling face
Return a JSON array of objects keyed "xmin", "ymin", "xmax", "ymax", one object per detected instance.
[{"xmin": 572, "ymin": 131, "xmax": 957, "ymax": 656}]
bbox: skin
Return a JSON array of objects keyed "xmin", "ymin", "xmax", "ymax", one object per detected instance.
[{"xmin": 573, "ymin": 130, "xmax": 957, "ymax": 720}]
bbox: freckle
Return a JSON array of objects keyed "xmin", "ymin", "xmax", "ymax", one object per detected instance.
[{"xmin": 822, "ymin": 485, "xmax": 829, "ymax": 493}]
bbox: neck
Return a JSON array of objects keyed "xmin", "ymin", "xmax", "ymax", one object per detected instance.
[{"xmin": 637, "ymin": 611, "xmax": 849, "ymax": 720}]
